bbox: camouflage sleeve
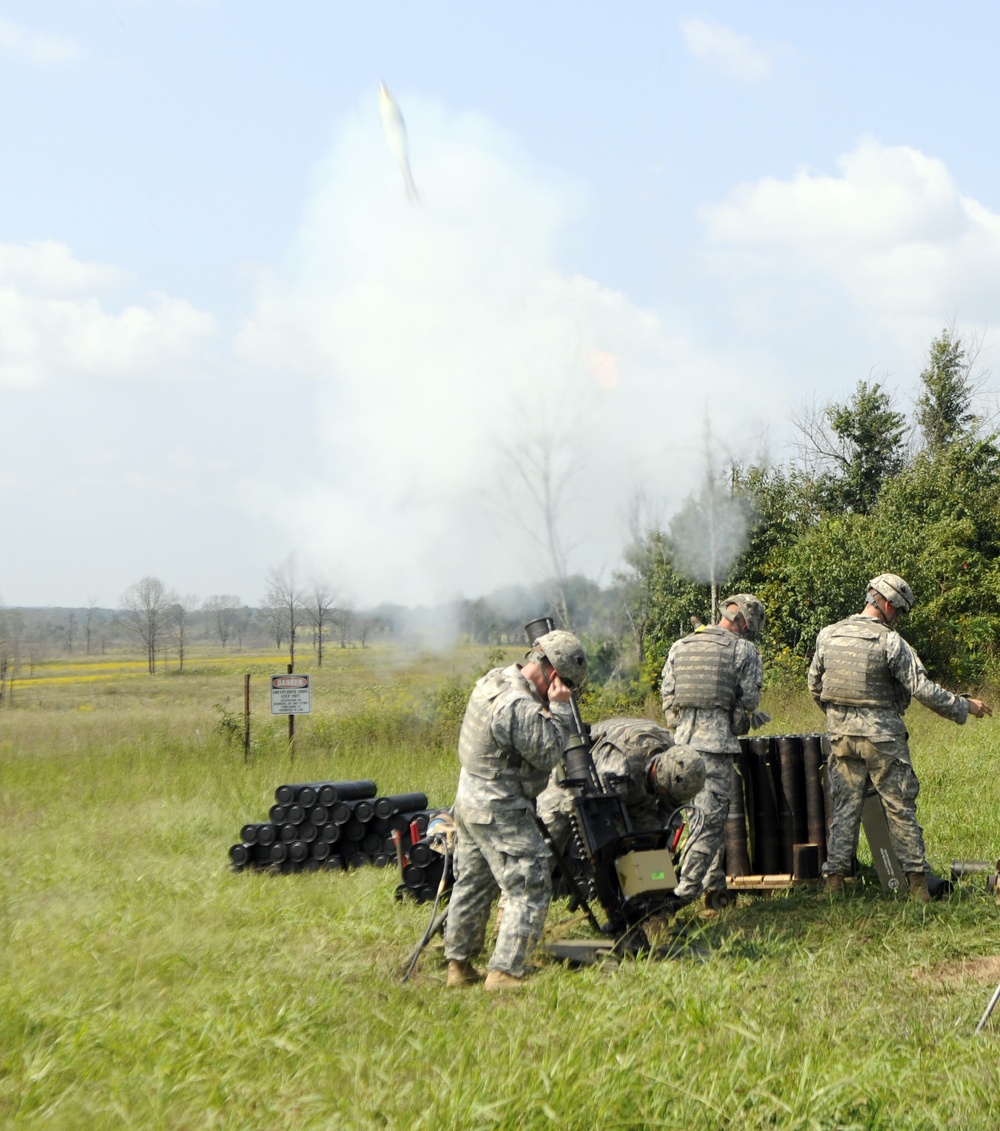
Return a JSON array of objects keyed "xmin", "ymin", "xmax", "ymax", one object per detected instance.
[
  {"xmin": 735, "ymin": 640, "xmax": 763, "ymax": 713},
  {"xmin": 492, "ymin": 696, "xmax": 571, "ymax": 772},
  {"xmin": 886, "ymin": 633, "xmax": 970, "ymax": 724},
  {"xmin": 807, "ymin": 632, "xmax": 826, "ymax": 706},
  {"xmin": 660, "ymin": 645, "xmax": 677, "ymax": 715}
]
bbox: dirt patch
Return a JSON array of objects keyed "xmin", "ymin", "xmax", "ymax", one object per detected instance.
[{"xmin": 915, "ymin": 955, "xmax": 1000, "ymax": 988}]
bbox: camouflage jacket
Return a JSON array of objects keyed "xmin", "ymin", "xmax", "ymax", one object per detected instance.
[
  {"xmin": 661, "ymin": 628, "xmax": 763, "ymax": 754},
  {"xmin": 808, "ymin": 614, "xmax": 970, "ymax": 739},
  {"xmin": 454, "ymin": 664, "xmax": 573, "ymax": 818}
]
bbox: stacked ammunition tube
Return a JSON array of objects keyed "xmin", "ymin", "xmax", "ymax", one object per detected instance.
[
  {"xmin": 229, "ymin": 779, "xmax": 435, "ymax": 875},
  {"xmin": 724, "ymin": 733, "xmax": 832, "ymax": 884}
]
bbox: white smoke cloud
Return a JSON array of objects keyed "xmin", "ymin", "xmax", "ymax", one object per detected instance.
[
  {"xmin": 700, "ymin": 138, "xmax": 1000, "ymax": 353},
  {"xmin": 0, "ymin": 239, "xmax": 217, "ymax": 387},
  {"xmin": 236, "ymin": 96, "xmax": 749, "ymax": 606},
  {"xmin": 679, "ymin": 18, "xmax": 774, "ymax": 82},
  {"xmin": 0, "ymin": 17, "xmax": 80, "ymax": 64}
]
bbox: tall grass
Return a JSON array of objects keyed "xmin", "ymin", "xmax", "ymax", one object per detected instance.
[{"xmin": 2, "ymin": 648, "xmax": 1000, "ymax": 1128}]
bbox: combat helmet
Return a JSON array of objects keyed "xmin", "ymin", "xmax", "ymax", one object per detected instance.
[
  {"xmin": 647, "ymin": 744, "xmax": 706, "ymax": 803},
  {"xmin": 867, "ymin": 573, "xmax": 915, "ymax": 614},
  {"xmin": 532, "ymin": 630, "xmax": 588, "ymax": 690},
  {"xmin": 720, "ymin": 593, "xmax": 767, "ymax": 641}
]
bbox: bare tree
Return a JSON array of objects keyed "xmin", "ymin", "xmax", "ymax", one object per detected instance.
[
  {"xmin": 120, "ymin": 576, "xmax": 173, "ymax": 674},
  {"xmin": 203, "ymin": 594, "xmax": 242, "ymax": 650},
  {"xmin": 304, "ymin": 583, "xmax": 337, "ymax": 667},
  {"xmin": 84, "ymin": 596, "xmax": 99, "ymax": 655},
  {"xmin": 492, "ymin": 427, "xmax": 575, "ymax": 628},
  {"xmin": 262, "ymin": 560, "xmax": 305, "ymax": 668},
  {"xmin": 169, "ymin": 594, "xmax": 199, "ymax": 672}
]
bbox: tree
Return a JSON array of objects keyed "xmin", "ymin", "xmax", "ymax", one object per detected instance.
[
  {"xmin": 84, "ymin": 596, "xmax": 99, "ymax": 655},
  {"xmin": 304, "ymin": 583, "xmax": 337, "ymax": 666},
  {"xmin": 262, "ymin": 561, "xmax": 305, "ymax": 668},
  {"xmin": 203, "ymin": 594, "xmax": 242, "ymax": 650},
  {"xmin": 169, "ymin": 594, "xmax": 198, "ymax": 672},
  {"xmin": 492, "ymin": 428, "xmax": 576, "ymax": 629},
  {"xmin": 915, "ymin": 328, "xmax": 981, "ymax": 451},
  {"xmin": 794, "ymin": 379, "xmax": 907, "ymax": 513},
  {"xmin": 120, "ymin": 577, "xmax": 173, "ymax": 674}
]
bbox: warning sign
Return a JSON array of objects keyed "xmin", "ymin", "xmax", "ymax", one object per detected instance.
[{"xmin": 270, "ymin": 674, "xmax": 311, "ymax": 715}]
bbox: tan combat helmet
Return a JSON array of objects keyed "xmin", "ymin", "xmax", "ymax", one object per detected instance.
[
  {"xmin": 532, "ymin": 630, "xmax": 588, "ymax": 690},
  {"xmin": 720, "ymin": 593, "xmax": 767, "ymax": 641},
  {"xmin": 867, "ymin": 573, "xmax": 915, "ymax": 614},
  {"xmin": 647, "ymin": 744, "xmax": 706, "ymax": 803}
]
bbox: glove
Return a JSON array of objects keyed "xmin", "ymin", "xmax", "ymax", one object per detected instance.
[{"xmin": 749, "ymin": 710, "xmax": 771, "ymax": 730}]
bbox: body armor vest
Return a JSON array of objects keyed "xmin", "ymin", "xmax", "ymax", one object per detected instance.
[
  {"xmin": 457, "ymin": 666, "xmax": 551, "ymax": 798},
  {"xmin": 671, "ymin": 626, "xmax": 740, "ymax": 710},
  {"xmin": 819, "ymin": 617, "xmax": 906, "ymax": 709}
]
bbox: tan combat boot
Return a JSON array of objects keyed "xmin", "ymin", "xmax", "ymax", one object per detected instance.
[
  {"xmin": 822, "ymin": 873, "xmax": 844, "ymax": 896},
  {"xmin": 484, "ymin": 969, "xmax": 523, "ymax": 991},
  {"xmin": 446, "ymin": 959, "xmax": 482, "ymax": 987},
  {"xmin": 906, "ymin": 872, "xmax": 932, "ymax": 904}
]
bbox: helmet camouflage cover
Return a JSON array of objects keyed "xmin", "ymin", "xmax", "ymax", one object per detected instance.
[
  {"xmin": 867, "ymin": 573, "xmax": 915, "ymax": 613},
  {"xmin": 720, "ymin": 593, "xmax": 766, "ymax": 641},
  {"xmin": 647, "ymin": 744, "xmax": 706, "ymax": 803},
  {"xmin": 532, "ymin": 629, "xmax": 588, "ymax": 689}
]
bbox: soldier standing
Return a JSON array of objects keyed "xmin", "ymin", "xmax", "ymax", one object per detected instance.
[
  {"xmin": 660, "ymin": 594, "xmax": 766, "ymax": 909},
  {"xmin": 443, "ymin": 630, "xmax": 588, "ymax": 990},
  {"xmin": 535, "ymin": 717, "xmax": 706, "ymax": 852},
  {"xmin": 809, "ymin": 573, "xmax": 991, "ymax": 901}
]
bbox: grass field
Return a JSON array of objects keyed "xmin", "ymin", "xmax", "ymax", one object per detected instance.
[{"xmin": 3, "ymin": 645, "xmax": 1000, "ymax": 1129}]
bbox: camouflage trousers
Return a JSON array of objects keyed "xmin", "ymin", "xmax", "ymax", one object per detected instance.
[
  {"xmin": 674, "ymin": 751, "xmax": 731, "ymax": 902},
  {"xmin": 443, "ymin": 799, "xmax": 552, "ymax": 977},
  {"xmin": 822, "ymin": 734, "xmax": 927, "ymax": 876}
]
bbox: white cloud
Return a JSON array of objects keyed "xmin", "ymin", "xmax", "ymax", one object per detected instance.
[
  {"xmin": 679, "ymin": 18, "xmax": 772, "ymax": 82},
  {"xmin": 0, "ymin": 17, "xmax": 80, "ymax": 64},
  {"xmin": 236, "ymin": 96, "xmax": 750, "ymax": 605},
  {"xmin": 699, "ymin": 138, "xmax": 1000, "ymax": 353},
  {"xmin": 0, "ymin": 240, "xmax": 217, "ymax": 386}
]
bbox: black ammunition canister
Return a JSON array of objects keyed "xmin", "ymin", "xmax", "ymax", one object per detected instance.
[
  {"xmin": 310, "ymin": 840, "xmax": 331, "ymax": 860},
  {"xmin": 776, "ymin": 735, "xmax": 808, "ymax": 871},
  {"xmin": 724, "ymin": 756, "xmax": 752, "ymax": 876},
  {"xmin": 266, "ymin": 842, "xmax": 288, "ymax": 864},
  {"xmin": 402, "ymin": 863, "xmax": 426, "ymax": 887},
  {"xmin": 801, "ymin": 734, "xmax": 827, "ymax": 862},
  {"xmin": 342, "ymin": 820, "xmax": 366, "ymax": 843},
  {"xmin": 750, "ymin": 736, "xmax": 781, "ymax": 874},
  {"xmin": 285, "ymin": 804, "xmax": 305, "ymax": 825},
  {"xmin": 348, "ymin": 852, "xmax": 371, "ymax": 869},
  {"xmin": 372, "ymin": 853, "xmax": 391, "ymax": 868},
  {"xmin": 279, "ymin": 823, "xmax": 299, "ymax": 844},
  {"xmin": 288, "ymin": 841, "xmax": 309, "ymax": 863},
  {"xmin": 372, "ymin": 792, "xmax": 430, "ymax": 820},
  {"xmin": 295, "ymin": 786, "xmax": 318, "ymax": 808},
  {"xmin": 298, "ymin": 822, "xmax": 317, "ymax": 844},
  {"xmin": 793, "ymin": 843, "xmax": 821, "ymax": 881},
  {"xmin": 362, "ymin": 833, "xmax": 382, "ymax": 856},
  {"xmin": 309, "ymin": 805, "xmax": 329, "ymax": 825},
  {"xmin": 353, "ymin": 800, "xmax": 375, "ymax": 823},
  {"xmin": 321, "ymin": 780, "xmax": 378, "ymax": 804},
  {"xmin": 240, "ymin": 822, "xmax": 269, "ymax": 845},
  {"xmin": 323, "ymin": 854, "xmax": 347, "ymax": 871},
  {"xmin": 229, "ymin": 843, "xmax": 251, "ymax": 867},
  {"xmin": 268, "ymin": 804, "xmax": 286, "ymax": 824},
  {"xmin": 319, "ymin": 823, "xmax": 341, "ymax": 845},
  {"xmin": 409, "ymin": 841, "xmax": 435, "ymax": 867},
  {"xmin": 302, "ymin": 858, "xmax": 322, "ymax": 872}
]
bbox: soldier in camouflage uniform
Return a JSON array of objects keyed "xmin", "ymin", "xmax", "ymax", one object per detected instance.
[
  {"xmin": 443, "ymin": 630, "xmax": 587, "ymax": 991},
  {"xmin": 535, "ymin": 717, "xmax": 706, "ymax": 853},
  {"xmin": 660, "ymin": 594, "xmax": 766, "ymax": 908},
  {"xmin": 809, "ymin": 573, "xmax": 991, "ymax": 901}
]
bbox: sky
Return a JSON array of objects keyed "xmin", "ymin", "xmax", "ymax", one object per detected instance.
[{"xmin": 3, "ymin": 1, "xmax": 1000, "ymax": 611}]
